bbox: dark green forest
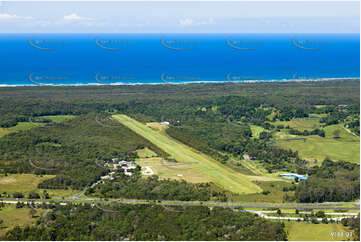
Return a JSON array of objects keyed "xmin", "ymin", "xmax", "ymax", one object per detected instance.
[
  {"xmin": 1, "ymin": 204, "xmax": 287, "ymax": 241},
  {"xmin": 0, "ymin": 80, "xmax": 359, "ymax": 200},
  {"xmin": 295, "ymin": 159, "xmax": 360, "ymax": 203},
  {"xmin": 0, "ymin": 80, "xmax": 359, "ymax": 241},
  {"xmin": 86, "ymin": 171, "xmax": 227, "ymax": 202},
  {"xmin": 0, "ymin": 113, "xmax": 168, "ymax": 190}
]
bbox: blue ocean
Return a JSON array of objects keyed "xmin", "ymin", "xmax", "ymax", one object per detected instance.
[{"xmin": 0, "ymin": 34, "xmax": 359, "ymax": 86}]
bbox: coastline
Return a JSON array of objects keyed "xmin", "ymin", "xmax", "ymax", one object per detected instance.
[{"xmin": 0, "ymin": 77, "xmax": 359, "ymax": 87}]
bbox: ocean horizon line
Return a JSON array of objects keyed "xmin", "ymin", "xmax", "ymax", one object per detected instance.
[
  {"xmin": 0, "ymin": 33, "xmax": 359, "ymax": 35},
  {"xmin": 1, "ymin": 77, "xmax": 359, "ymax": 88}
]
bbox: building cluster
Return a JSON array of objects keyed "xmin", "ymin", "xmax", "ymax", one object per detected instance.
[
  {"xmin": 115, "ymin": 159, "xmax": 137, "ymax": 176},
  {"xmin": 243, "ymin": 154, "xmax": 256, "ymax": 160},
  {"xmin": 100, "ymin": 158, "xmax": 136, "ymax": 180}
]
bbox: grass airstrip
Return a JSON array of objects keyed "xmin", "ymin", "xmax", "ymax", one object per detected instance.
[{"xmin": 113, "ymin": 114, "xmax": 262, "ymax": 194}]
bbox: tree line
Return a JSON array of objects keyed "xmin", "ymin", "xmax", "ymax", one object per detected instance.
[{"xmin": 1, "ymin": 204, "xmax": 287, "ymax": 241}]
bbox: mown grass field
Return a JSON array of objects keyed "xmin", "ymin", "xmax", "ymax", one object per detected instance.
[
  {"xmin": 285, "ymin": 222, "xmax": 352, "ymax": 241},
  {"xmin": 0, "ymin": 174, "xmax": 78, "ymax": 198},
  {"xmin": 114, "ymin": 114, "xmax": 262, "ymax": 194},
  {"xmin": 136, "ymin": 147, "xmax": 158, "ymax": 158},
  {"xmin": 0, "ymin": 205, "xmax": 46, "ymax": 236},
  {"xmin": 136, "ymin": 157, "xmax": 211, "ymax": 183},
  {"xmin": 274, "ymin": 123, "xmax": 359, "ymax": 164}
]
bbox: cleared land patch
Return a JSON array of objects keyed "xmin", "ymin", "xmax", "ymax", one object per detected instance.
[
  {"xmin": 40, "ymin": 115, "xmax": 76, "ymax": 123},
  {"xmin": 271, "ymin": 117, "xmax": 321, "ymax": 131},
  {"xmin": 137, "ymin": 147, "xmax": 158, "ymax": 158},
  {"xmin": 285, "ymin": 222, "xmax": 352, "ymax": 241},
  {"xmin": 136, "ymin": 157, "xmax": 210, "ymax": 183},
  {"xmin": 233, "ymin": 181, "xmax": 295, "ymax": 203},
  {"xmin": 0, "ymin": 174, "xmax": 78, "ymax": 198},
  {"xmin": 250, "ymin": 124, "xmax": 264, "ymax": 138},
  {"xmin": 0, "ymin": 115, "xmax": 76, "ymax": 138},
  {"xmin": 274, "ymin": 124, "xmax": 359, "ymax": 164},
  {"xmin": 0, "ymin": 122, "xmax": 44, "ymax": 138},
  {"xmin": 0, "ymin": 205, "xmax": 46, "ymax": 236},
  {"xmin": 113, "ymin": 114, "xmax": 262, "ymax": 194}
]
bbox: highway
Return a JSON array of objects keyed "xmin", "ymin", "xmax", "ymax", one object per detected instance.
[
  {"xmin": 245, "ymin": 210, "xmax": 356, "ymax": 222},
  {"xmin": 1, "ymin": 197, "xmax": 358, "ymax": 222},
  {"xmin": 0, "ymin": 197, "xmax": 359, "ymax": 211}
]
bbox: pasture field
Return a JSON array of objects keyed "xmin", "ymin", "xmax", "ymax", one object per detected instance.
[
  {"xmin": 0, "ymin": 205, "xmax": 45, "ymax": 236},
  {"xmin": 113, "ymin": 114, "xmax": 262, "ymax": 194},
  {"xmin": 274, "ymin": 124, "xmax": 359, "ymax": 164},
  {"xmin": 0, "ymin": 122, "xmax": 44, "ymax": 138},
  {"xmin": 0, "ymin": 174, "xmax": 78, "ymax": 198},
  {"xmin": 40, "ymin": 115, "xmax": 76, "ymax": 123},
  {"xmin": 285, "ymin": 222, "xmax": 353, "ymax": 241},
  {"xmin": 250, "ymin": 124, "xmax": 264, "ymax": 138},
  {"xmin": 314, "ymin": 105, "xmax": 327, "ymax": 109},
  {"xmin": 271, "ymin": 117, "xmax": 322, "ymax": 131},
  {"xmin": 236, "ymin": 123, "xmax": 264, "ymax": 139},
  {"xmin": 0, "ymin": 115, "xmax": 76, "ymax": 138}
]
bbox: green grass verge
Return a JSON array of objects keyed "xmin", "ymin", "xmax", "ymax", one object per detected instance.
[
  {"xmin": 231, "ymin": 181, "xmax": 295, "ymax": 203},
  {"xmin": 113, "ymin": 114, "xmax": 262, "ymax": 194},
  {"xmin": 285, "ymin": 222, "xmax": 352, "ymax": 241}
]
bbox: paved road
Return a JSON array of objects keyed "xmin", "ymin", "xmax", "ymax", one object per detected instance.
[
  {"xmin": 1, "ymin": 197, "xmax": 359, "ymax": 210},
  {"xmin": 246, "ymin": 210, "xmax": 355, "ymax": 222},
  {"xmin": 1, "ymin": 198, "xmax": 358, "ymax": 223},
  {"xmin": 1, "ymin": 198, "xmax": 358, "ymax": 222},
  {"xmin": 245, "ymin": 210, "xmax": 359, "ymax": 216}
]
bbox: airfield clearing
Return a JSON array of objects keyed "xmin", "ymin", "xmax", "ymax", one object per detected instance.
[{"xmin": 113, "ymin": 114, "xmax": 262, "ymax": 194}]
